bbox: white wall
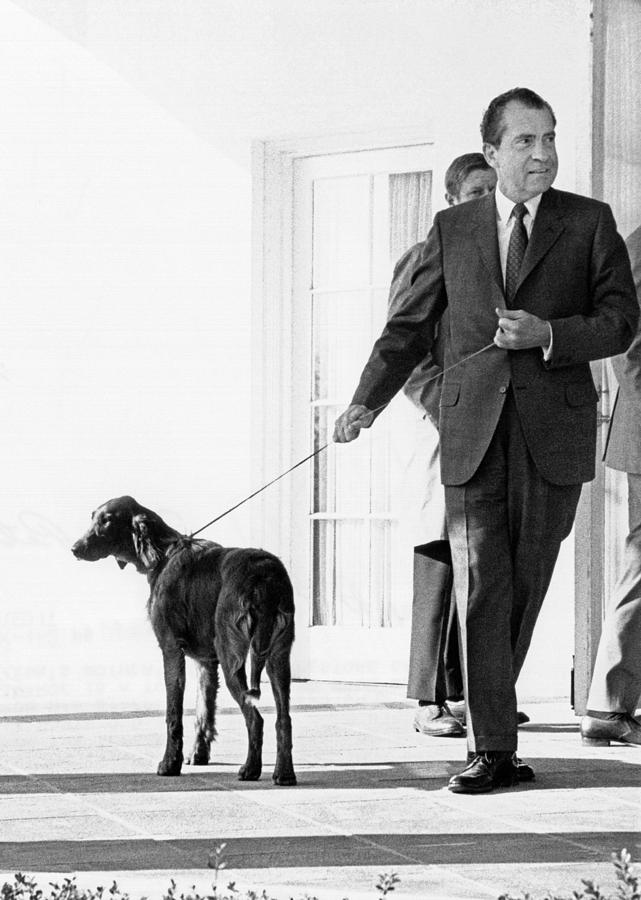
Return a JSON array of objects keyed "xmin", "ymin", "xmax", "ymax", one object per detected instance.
[
  {"xmin": 1, "ymin": 0, "xmax": 591, "ymax": 713},
  {"xmin": 0, "ymin": 2, "xmax": 253, "ymax": 714}
]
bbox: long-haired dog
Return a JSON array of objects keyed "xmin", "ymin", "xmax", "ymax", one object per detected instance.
[{"xmin": 72, "ymin": 495, "xmax": 296, "ymax": 784}]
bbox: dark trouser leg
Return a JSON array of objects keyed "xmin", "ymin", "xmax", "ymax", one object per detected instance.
[
  {"xmin": 407, "ymin": 540, "xmax": 457, "ymax": 705},
  {"xmin": 445, "ymin": 392, "xmax": 581, "ymax": 753}
]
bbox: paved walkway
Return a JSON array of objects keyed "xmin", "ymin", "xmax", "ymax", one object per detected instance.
[{"xmin": 0, "ymin": 682, "xmax": 639, "ymax": 900}]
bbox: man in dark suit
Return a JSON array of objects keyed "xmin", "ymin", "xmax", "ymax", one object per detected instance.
[
  {"xmin": 581, "ymin": 224, "xmax": 641, "ymax": 747},
  {"xmin": 333, "ymin": 87, "xmax": 638, "ymax": 793}
]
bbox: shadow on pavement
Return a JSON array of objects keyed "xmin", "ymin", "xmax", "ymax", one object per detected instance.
[
  {"xmin": 1, "ymin": 831, "xmax": 640, "ymax": 872},
  {"xmin": 1, "ymin": 757, "xmax": 639, "ymax": 794}
]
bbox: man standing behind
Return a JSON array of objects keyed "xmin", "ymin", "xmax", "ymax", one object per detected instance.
[
  {"xmin": 334, "ymin": 87, "xmax": 638, "ymax": 793},
  {"xmin": 581, "ymin": 223, "xmax": 641, "ymax": 748}
]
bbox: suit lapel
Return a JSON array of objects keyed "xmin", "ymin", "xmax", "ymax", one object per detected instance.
[
  {"xmin": 472, "ymin": 194, "xmax": 503, "ymax": 293},
  {"xmin": 517, "ymin": 188, "xmax": 565, "ymax": 290}
]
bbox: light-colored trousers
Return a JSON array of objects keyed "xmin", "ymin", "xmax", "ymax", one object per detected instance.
[{"xmin": 587, "ymin": 472, "xmax": 641, "ymax": 715}]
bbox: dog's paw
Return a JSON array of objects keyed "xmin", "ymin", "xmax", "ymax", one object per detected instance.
[
  {"xmin": 238, "ymin": 763, "xmax": 262, "ymax": 781},
  {"xmin": 273, "ymin": 770, "xmax": 297, "ymax": 786},
  {"xmin": 157, "ymin": 758, "xmax": 182, "ymax": 776},
  {"xmin": 186, "ymin": 749, "xmax": 210, "ymax": 766}
]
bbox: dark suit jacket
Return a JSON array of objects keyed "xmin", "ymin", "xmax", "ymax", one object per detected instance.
[
  {"xmin": 604, "ymin": 224, "xmax": 641, "ymax": 473},
  {"xmin": 352, "ymin": 188, "xmax": 638, "ymax": 486}
]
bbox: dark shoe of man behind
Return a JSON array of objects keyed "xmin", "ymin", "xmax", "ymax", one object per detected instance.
[{"xmin": 414, "ymin": 701, "xmax": 464, "ymax": 736}]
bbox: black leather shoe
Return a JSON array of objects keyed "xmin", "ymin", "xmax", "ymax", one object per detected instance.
[
  {"xmin": 449, "ymin": 752, "xmax": 518, "ymax": 794},
  {"xmin": 581, "ymin": 713, "xmax": 641, "ymax": 746},
  {"xmin": 466, "ymin": 750, "xmax": 534, "ymax": 782},
  {"xmin": 514, "ymin": 755, "xmax": 535, "ymax": 782}
]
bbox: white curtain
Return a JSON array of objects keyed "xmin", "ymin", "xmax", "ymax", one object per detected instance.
[{"xmin": 389, "ymin": 171, "xmax": 432, "ymax": 264}]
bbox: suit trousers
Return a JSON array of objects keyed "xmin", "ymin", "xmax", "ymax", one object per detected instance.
[
  {"xmin": 445, "ymin": 389, "xmax": 581, "ymax": 751},
  {"xmin": 406, "ymin": 540, "xmax": 463, "ymax": 704},
  {"xmin": 587, "ymin": 472, "xmax": 641, "ymax": 715}
]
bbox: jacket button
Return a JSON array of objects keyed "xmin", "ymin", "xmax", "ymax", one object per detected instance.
[{"xmin": 499, "ymin": 386, "xmax": 508, "ymax": 394}]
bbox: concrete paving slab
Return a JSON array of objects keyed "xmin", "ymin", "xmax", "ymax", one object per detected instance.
[{"xmin": 0, "ymin": 815, "xmax": 144, "ymax": 843}]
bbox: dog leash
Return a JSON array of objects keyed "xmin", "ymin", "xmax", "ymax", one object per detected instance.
[{"xmin": 190, "ymin": 341, "xmax": 496, "ymax": 537}]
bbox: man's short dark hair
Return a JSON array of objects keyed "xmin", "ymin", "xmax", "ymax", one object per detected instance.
[
  {"xmin": 480, "ymin": 87, "xmax": 556, "ymax": 147},
  {"xmin": 444, "ymin": 152, "xmax": 492, "ymax": 199}
]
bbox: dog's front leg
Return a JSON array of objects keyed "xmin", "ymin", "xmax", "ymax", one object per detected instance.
[
  {"xmin": 157, "ymin": 645, "xmax": 185, "ymax": 776},
  {"xmin": 187, "ymin": 658, "xmax": 219, "ymax": 766}
]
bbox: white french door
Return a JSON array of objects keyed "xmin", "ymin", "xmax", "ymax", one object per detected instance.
[{"xmin": 289, "ymin": 145, "xmax": 435, "ymax": 682}]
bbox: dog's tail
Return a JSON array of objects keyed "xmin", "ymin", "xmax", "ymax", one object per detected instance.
[
  {"xmin": 244, "ymin": 655, "xmax": 264, "ymax": 708},
  {"xmin": 241, "ymin": 558, "xmax": 294, "ymax": 708}
]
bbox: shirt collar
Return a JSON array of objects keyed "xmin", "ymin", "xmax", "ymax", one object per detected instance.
[{"xmin": 494, "ymin": 185, "xmax": 543, "ymax": 223}]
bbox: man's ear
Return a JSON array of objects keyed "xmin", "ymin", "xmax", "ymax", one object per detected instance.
[
  {"xmin": 132, "ymin": 514, "xmax": 162, "ymax": 570},
  {"xmin": 445, "ymin": 191, "xmax": 456, "ymax": 207},
  {"xmin": 483, "ymin": 142, "xmax": 498, "ymax": 168}
]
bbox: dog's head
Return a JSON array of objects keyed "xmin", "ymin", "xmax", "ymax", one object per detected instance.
[{"xmin": 71, "ymin": 496, "xmax": 169, "ymax": 574}]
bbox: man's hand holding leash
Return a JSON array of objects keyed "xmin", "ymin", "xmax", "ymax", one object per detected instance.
[
  {"xmin": 333, "ymin": 404, "xmax": 375, "ymax": 443},
  {"xmin": 494, "ymin": 307, "xmax": 551, "ymax": 352}
]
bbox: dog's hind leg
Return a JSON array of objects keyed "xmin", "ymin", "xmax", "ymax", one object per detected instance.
[
  {"xmin": 266, "ymin": 639, "xmax": 297, "ymax": 786},
  {"xmin": 157, "ymin": 645, "xmax": 186, "ymax": 776},
  {"xmin": 187, "ymin": 658, "xmax": 219, "ymax": 766},
  {"xmin": 217, "ymin": 647, "xmax": 264, "ymax": 781}
]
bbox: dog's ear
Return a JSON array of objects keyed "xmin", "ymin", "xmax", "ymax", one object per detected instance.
[{"xmin": 132, "ymin": 514, "xmax": 162, "ymax": 570}]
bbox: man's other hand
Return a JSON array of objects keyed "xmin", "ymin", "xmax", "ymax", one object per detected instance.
[
  {"xmin": 494, "ymin": 307, "xmax": 551, "ymax": 351},
  {"xmin": 333, "ymin": 404, "xmax": 376, "ymax": 443}
]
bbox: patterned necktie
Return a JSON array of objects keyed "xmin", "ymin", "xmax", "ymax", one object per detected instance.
[{"xmin": 505, "ymin": 202, "xmax": 528, "ymax": 305}]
